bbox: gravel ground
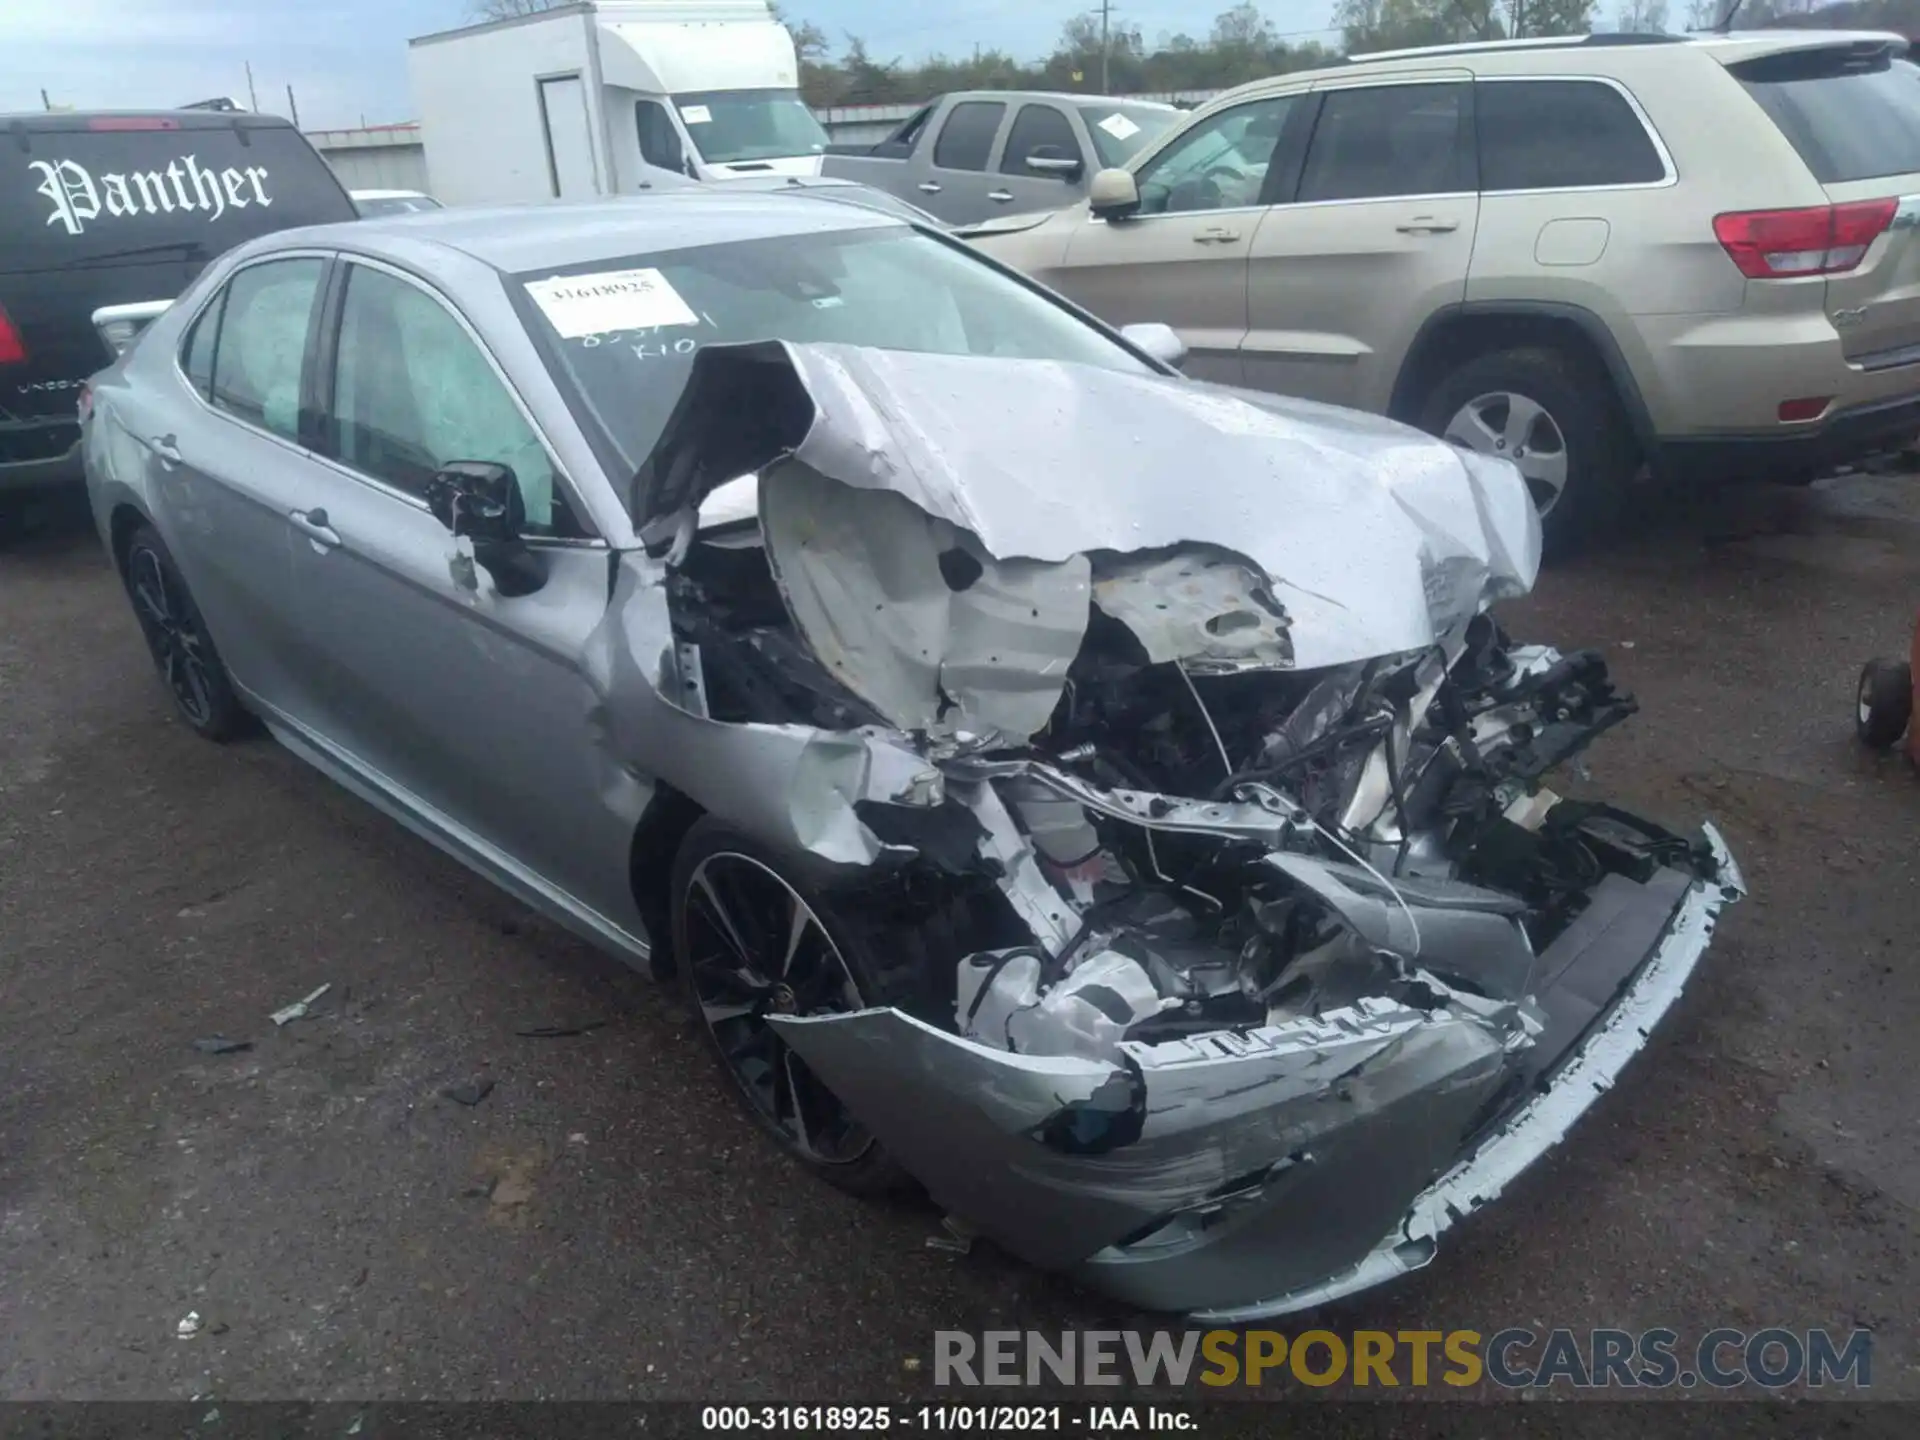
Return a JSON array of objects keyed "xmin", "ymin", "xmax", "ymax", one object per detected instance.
[{"xmin": 2, "ymin": 478, "xmax": 1917, "ymax": 1411}]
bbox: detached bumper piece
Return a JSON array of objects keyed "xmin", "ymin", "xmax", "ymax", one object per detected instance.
[{"xmin": 772, "ymin": 826, "xmax": 1742, "ymax": 1319}]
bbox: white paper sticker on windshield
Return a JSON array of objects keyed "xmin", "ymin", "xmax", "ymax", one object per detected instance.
[
  {"xmin": 681, "ymin": 104, "xmax": 713, "ymax": 124},
  {"xmin": 524, "ymin": 268, "xmax": 699, "ymax": 338},
  {"xmin": 1096, "ymin": 112, "xmax": 1141, "ymax": 141}
]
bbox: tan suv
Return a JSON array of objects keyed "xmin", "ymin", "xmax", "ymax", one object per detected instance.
[{"xmin": 970, "ymin": 31, "xmax": 1920, "ymax": 553}]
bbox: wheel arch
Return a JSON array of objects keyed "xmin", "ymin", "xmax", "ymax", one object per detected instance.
[
  {"xmin": 1389, "ymin": 302, "xmax": 1656, "ymax": 453},
  {"xmin": 107, "ymin": 500, "xmax": 152, "ymax": 580},
  {"xmin": 628, "ymin": 781, "xmax": 706, "ymax": 981}
]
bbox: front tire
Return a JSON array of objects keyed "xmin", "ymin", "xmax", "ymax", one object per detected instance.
[
  {"xmin": 121, "ymin": 524, "xmax": 248, "ymax": 741},
  {"xmin": 1856, "ymin": 657, "xmax": 1913, "ymax": 750},
  {"xmin": 1419, "ymin": 346, "xmax": 1638, "ymax": 560},
  {"xmin": 671, "ymin": 817, "xmax": 914, "ymax": 1197}
]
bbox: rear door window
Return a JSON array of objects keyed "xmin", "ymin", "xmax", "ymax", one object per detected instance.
[
  {"xmin": 180, "ymin": 287, "xmax": 225, "ymax": 398},
  {"xmin": 1476, "ymin": 80, "xmax": 1666, "ymax": 190},
  {"xmin": 207, "ymin": 257, "xmax": 325, "ymax": 440},
  {"xmin": 1730, "ymin": 46, "xmax": 1920, "ymax": 183},
  {"xmin": 1298, "ymin": 83, "xmax": 1475, "ymax": 203},
  {"xmin": 3, "ymin": 122, "xmax": 353, "ymax": 274},
  {"xmin": 932, "ymin": 102, "xmax": 1005, "ymax": 172}
]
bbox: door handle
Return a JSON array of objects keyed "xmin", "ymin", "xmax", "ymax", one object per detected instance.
[
  {"xmin": 917, "ymin": 182, "xmax": 942, "ymax": 194},
  {"xmin": 988, "ymin": 189, "xmax": 1014, "ymax": 203},
  {"xmin": 1396, "ymin": 217, "xmax": 1460, "ymax": 234},
  {"xmin": 150, "ymin": 434, "xmax": 182, "ymax": 467},
  {"xmin": 289, "ymin": 507, "xmax": 340, "ymax": 549},
  {"xmin": 1193, "ymin": 226, "xmax": 1241, "ymax": 245}
]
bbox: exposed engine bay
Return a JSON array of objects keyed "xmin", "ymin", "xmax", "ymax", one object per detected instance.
[
  {"xmin": 608, "ymin": 339, "xmax": 1742, "ymax": 1318},
  {"xmin": 669, "ymin": 518, "xmax": 1705, "ymax": 1076}
]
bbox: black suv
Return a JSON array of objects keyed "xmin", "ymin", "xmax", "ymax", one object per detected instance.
[{"xmin": 3, "ymin": 110, "xmax": 355, "ymax": 513}]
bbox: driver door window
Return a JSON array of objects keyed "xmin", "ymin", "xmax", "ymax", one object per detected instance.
[
  {"xmin": 1135, "ymin": 96, "xmax": 1298, "ymax": 216},
  {"xmin": 328, "ymin": 263, "xmax": 581, "ymax": 537},
  {"xmin": 637, "ymin": 100, "xmax": 686, "ymax": 172}
]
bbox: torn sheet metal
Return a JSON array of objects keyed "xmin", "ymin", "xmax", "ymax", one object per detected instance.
[
  {"xmin": 1091, "ymin": 549, "xmax": 1294, "ymax": 672},
  {"xmin": 582, "ymin": 553, "xmax": 941, "ymax": 868},
  {"xmin": 758, "ymin": 459, "xmax": 1090, "ymax": 739},
  {"xmin": 1186, "ymin": 824, "xmax": 1745, "ymax": 1322},
  {"xmin": 944, "ymin": 753, "xmax": 1303, "ymax": 849},
  {"xmin": 957, "ymin": 946, "xmax": 1179, "ymax": 1061},
  {"xmin": 635, "ymin": 340, "xmax": 1541, "ymax": 672}
]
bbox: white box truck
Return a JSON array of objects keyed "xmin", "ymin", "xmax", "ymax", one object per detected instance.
[{"xmin": 408, "ymin": 0, "xmax": 826, "ymax": 205}]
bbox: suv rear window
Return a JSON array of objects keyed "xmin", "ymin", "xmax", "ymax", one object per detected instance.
[
  {"xmin": 1477, "ymin": 80, "xmax": 1666, "ymax": 191},
  {"xmin": 3, "ymin": 120, "xmax": 353, "ymax": 274},
  {"xmin": 1731, "ymin": 46, "xmax": 1920, "ymax": 184}
]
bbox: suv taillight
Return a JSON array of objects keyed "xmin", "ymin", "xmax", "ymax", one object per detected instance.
[
  {"xmin": 1714, "ymin": 200, "xmax": 1898, "ymax": 279},
  {"xmin": 0, "ymin": 303, "xmax": 25, "ymax": 365}
]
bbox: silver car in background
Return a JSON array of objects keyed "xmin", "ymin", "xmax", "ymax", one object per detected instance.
[{"xmin": 80, "ymin": 195, "xmax": 1741, "ymax": 1319}]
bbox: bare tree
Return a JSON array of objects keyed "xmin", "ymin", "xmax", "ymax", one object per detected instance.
[{"xmin": 1615, "ymin": 0, "xmax": 1670, "ymax": 29}]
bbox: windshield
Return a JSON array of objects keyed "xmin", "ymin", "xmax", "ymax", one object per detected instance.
[
  {"xmin": 1078, "ymin": 104, "xmax": 1181, "ymax": 169},
  {"xmin": 514, "ymin": 225, "xmax": 1150, "ymax": 480},
  {"xmin": 674, "ymin": 89, "xmax": 828, "ymax": 165}
]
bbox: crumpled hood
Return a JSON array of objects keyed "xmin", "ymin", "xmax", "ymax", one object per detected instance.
[{"xmin": 638, "ymin": 342, "xmax": 1541, "ymax": 743}]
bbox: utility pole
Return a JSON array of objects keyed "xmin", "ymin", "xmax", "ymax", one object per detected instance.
[
  {"xmin": 245, "ymin": 60, "xmax": 259, "ymax": 112},
  {"xmin": 1099, "ymin": 0, "xmax": 1112, "ymax": 95}
]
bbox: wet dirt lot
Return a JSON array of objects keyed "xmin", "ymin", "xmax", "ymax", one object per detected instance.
[{"xmin": 2, "ymin": 478, "xmax": 1918, "ymax": 1409}]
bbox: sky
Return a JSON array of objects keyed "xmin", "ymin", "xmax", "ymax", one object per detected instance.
[{"xmin": 2, "ymin": 0, "xmax": 1345, "ymax": 132}]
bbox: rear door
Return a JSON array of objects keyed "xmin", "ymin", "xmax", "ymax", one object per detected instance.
[
  {"xmin": 1050, "ymin": 91, "xmax": 1309, "ymax": 386},
  {"xmin": 144, "ymin": 253, "xmax": 331, "ymax": 717},
  {"xmin": 915, "ymin": 100, "xmax": 1008, "ymax": 223},
  {"xmin": 2, "ymin": 116, "xmax": 354, "ymax": 446},
  {"xmin": 1728, "ymin": 41, "xmax": 1920, "ymax": 365},
  {"xmin": 1243, "ymin": 73, "xmax": 1478, "ymax": 412},
  {"xmin": 990, "ymin": 102, "xmax": 1087, "ymax": 214}
]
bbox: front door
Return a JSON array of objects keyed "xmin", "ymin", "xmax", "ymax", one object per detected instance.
[
  {"xmin": 283, "ymin": 256, "xmax": 642, "ymax": 940},
  {"xmin": 1047, "ymin": 92, "xmax": 1308, "ymax": 386},
  {"xmin": 1243, "ymin": 75, "xmax": 1479, "ymax": 412}
]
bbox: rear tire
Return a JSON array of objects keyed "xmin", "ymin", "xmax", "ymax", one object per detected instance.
[
  {"xmin": 1856, "ymin": 657, "xmax": 1913, "ymax": 750},
  {"xmin": 671, "ymin": 816, "xmax": 917, "ymax": 1198},
  {"xmin": 121, "ymin": 524, "xmax": 248, "ymax": 741},
  {"xmin": 1419, "ymin": 345, "xmax": 1638, "ymax": 561}
]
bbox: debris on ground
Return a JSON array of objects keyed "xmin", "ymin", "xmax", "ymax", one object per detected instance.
[
  {"xmin": 191, "ymin": 1037, "xmax": 252, "ymax": 1054},
  {"xmin": 923, "ymin": 1216, "xmax": 975, "ymax": 1255},
  {"xmin": 176, "ymin": 1311, "xmax": 202, "ymax": 1340},
  {"xmin": 270, "ymin": 983, "xmax": 331, "ymax": 1027},
  {"xmin": 513, "ymin": 1020, "xmax": 608, "ymax": 1038},
  {"xmin": 440, "ymin": 1074, "xmax": 495, "ymax": 1107}
]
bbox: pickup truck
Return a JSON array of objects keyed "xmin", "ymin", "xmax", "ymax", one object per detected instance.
[{"xmin": 822, "ymin": 90, "xmax": 1181, "ymax": 226}]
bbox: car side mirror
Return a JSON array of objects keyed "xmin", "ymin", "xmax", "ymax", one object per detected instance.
[
  {"xmin": 1026, "ymin": 144, "xmax": 1083, "ymax": 180},
  {"xmin": 1119, "ymin": 322, "xmax": 1188, "ymax": 371},
  {"xmin": 425, "ymin": 460, "xmax": 547, "ymax": 597},
  {"xmin": 1088, "ymin": 167, "xmax": 1140, "ymax": 219}
]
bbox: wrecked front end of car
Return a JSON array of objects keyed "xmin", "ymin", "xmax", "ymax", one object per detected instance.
[{"xmin": 596, "ymin": 341, "xmax": 1744, "ymax": 1319}]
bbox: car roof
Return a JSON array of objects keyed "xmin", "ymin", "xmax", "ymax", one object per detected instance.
[
  {"xmin": 1202, "ymin": 27, "xmax": 1908, "ymax": 99},
  {"xmin": 0, "ymin": 109, "xmax": 297, "ymax": 131},
  {"xmin": 265, "ymin": 191, "xmax": 904, "ymax": 274},
  {"xmin": 351, "ymin": 188, "xmax": 432, "ymax": 200}
]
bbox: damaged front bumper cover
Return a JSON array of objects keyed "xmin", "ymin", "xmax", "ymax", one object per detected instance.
[{"xmin": 772, "ymin": 825, "xmax": 1743, "ymax": 1319}]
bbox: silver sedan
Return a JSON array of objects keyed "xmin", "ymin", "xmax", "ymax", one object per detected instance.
[{"xmin": 80, "ymin": 192, "xmax": 1741, "ymax": 1320}]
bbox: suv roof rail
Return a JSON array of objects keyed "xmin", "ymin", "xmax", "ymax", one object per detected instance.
[{"xmin": 1346, "ymin": 32, "xmax": 1685, "ymax": 64}]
